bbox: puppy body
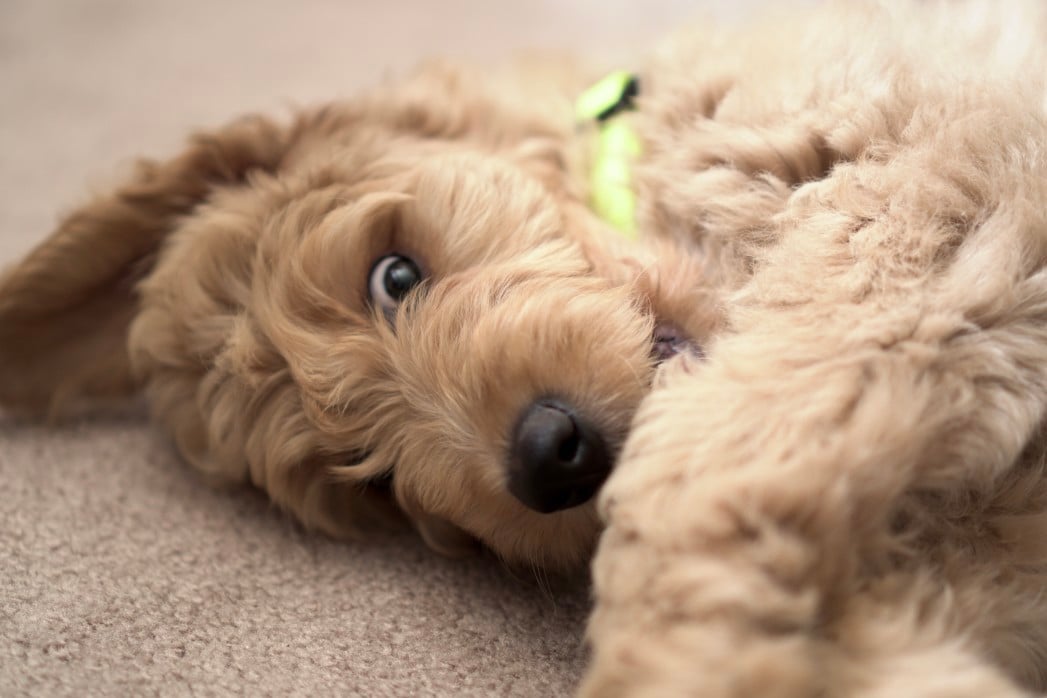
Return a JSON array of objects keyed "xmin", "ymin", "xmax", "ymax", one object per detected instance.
[{"xmin": 584, "ymin": 2, "xmax": 1047, "ymax": 696}]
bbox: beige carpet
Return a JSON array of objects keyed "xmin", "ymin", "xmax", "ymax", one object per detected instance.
[{"xmin": 1, "ymin": 1, "xmax": 775, "ymax": 694}]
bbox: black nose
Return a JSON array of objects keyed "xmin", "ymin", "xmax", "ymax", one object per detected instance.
[{"xmin": 508, "ymin": 399, "xmax": 613, "ymax": 513}]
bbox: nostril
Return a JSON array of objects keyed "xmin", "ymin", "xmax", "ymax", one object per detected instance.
[{"xmin": 556, "ymin": 427, "xmax": 581, "ymax": 462}]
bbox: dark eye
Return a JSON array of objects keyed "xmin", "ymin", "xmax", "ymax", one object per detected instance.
[{"xmin": 368, "ymin": 254, "xmax": 423, "ymax": 313}]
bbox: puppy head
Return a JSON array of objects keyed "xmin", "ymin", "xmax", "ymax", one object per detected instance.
[{"xmin": 0, "ymin": 64, "xmax": 719, "ymax": 572}]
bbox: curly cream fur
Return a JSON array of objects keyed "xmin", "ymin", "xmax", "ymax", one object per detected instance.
[
  {"xmin": 4, "ymin": 0, "xmax": 1047, "ymax": 693},
  {"xmin": 583, "ymin": 1, "xmax": 1047, "ymax": 695}
]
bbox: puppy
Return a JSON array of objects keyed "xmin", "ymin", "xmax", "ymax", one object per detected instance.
[
  {"xmin": 0, "ymin": 61, "xmax": 718, "ymax": 573},
  {"xmin": 16, "ymin": 2, "xmax": 1047, "ymax": 692}
]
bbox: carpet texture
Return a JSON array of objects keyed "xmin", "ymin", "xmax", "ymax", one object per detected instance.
[{"xmin": 2, "ymin": 1, "xmax": 770, "ymax": 694}]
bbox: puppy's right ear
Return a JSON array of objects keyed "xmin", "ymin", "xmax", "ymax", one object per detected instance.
[{"xmin": 0, "ymin": 115, "xmax": 295, "ymax": 416}]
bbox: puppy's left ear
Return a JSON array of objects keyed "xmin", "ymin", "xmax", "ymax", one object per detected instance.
[{"xmin": 0, "ymin": 115, "xmax": 297, "ymax": 415}]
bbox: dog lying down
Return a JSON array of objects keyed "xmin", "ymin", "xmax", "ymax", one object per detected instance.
[
  {"xmin": 0, "ymin": 44, "xmax": 720, "ymax": 572},
  {"xmin": 7, "ymin": 0, "xmax": 1047, "ymax": 694}
]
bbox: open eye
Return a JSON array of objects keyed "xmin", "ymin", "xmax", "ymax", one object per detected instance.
[{"xmin": 368, "ymin": 254, "xmax": 424, "ymax": 314}]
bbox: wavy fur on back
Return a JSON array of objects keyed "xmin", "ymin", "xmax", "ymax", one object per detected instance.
[{"xmin": 583, "ymin": 1, "xmax": 1047, "ymax": 695}]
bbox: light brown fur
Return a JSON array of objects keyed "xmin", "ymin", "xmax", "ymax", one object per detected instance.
[
  {"xmin": 585, "ymin": 1, "xmax": 1047, "ymax": 695},
  {"xmin": 0, "ymin": 61, "xmax": 718, "ymax": 573},
  {"xmin": 5, "ymin": 0, "xmax": 1047, "ymax": 694}
]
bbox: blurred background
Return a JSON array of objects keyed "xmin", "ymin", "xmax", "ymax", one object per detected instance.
[{"xmin": 0, "ymin": 0, "xmax": 800, "ymax": 264}]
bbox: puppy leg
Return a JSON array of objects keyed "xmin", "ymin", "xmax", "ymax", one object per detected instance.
[
  {"xmin": 828, "ymin": 577, "xmax": 1031, "ymax": 698},
  {"xmin": 582, "ymin": 202, "xmax": 1047, "ymax": 695},
  {"xmin": 583, "ymin": 316, "xmax": 1047, "ymax": 695},
  {"xmin": 581, "ymin": 567, "xmax": 1034, "ymax": 698},
  {"xmin": 825, "ymin": 527, "xmax": 1047, "ymax": 696}
]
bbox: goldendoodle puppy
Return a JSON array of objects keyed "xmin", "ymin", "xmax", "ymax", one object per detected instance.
[
  {"xmin": 5, "ymin": 0, "xmax": 1047, "ymax": 694},
  {"xmin": 0, "ymin": 60, "xmax": 718, "ymax": 572}
]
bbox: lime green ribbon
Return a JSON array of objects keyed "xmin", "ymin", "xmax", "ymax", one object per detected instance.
[{"xmin": 575, "ymin": 71, "xmax": 641, "ymax": 238}]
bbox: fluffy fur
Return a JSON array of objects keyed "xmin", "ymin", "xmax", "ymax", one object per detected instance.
[
  {"xmin": 4, "ymin": 0, "xmax": 1047, "ymax": 694},
  {"xmin": 0, "ymin": 60, "xmax": 719, "ymax": 572},
  {"xmin": 584, "ymin": 1, "xmax": 1047, "ymax": 696}
]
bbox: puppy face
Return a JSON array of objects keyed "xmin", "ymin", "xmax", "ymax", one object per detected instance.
[{"xmin": 0, "ymin": 64, "xmax": 719, "ymax": 572}]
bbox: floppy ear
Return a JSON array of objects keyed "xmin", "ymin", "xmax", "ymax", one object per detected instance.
[{"xmin": 0, "ymin": 115, "xmax": 294, "ymax": 416}]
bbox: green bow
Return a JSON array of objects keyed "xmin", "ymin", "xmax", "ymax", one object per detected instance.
[{"xmin": 575, "ymin": 71, "xmax": 641, "ymax": 237}]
